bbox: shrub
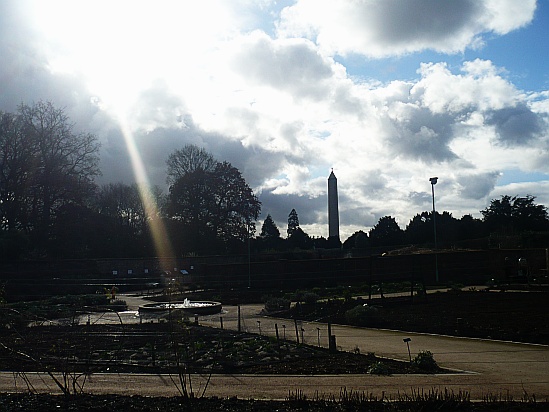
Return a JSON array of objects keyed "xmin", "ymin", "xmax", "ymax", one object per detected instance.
[
  {"xmin": 367, "ymin": 361, "xmax": 390, "ymax": 375},
  {"xmin": 302, "ymin": 292, "xmax": 320, "ymax": 305},
  {"xmin": 411, "ymin": 350, "xmax": 438, "ymax": 372},
  {"xmin": 344, "ymin": 304, "xmax": 381, "ymax": 327},
  {"xmin": 264, "ymin": 297, "xmax": 290, "ymax": 312}
]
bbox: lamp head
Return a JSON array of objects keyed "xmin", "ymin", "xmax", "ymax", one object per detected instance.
[{"xmin": 429, "ymin": 177, "xmax": 438, "ymax": 185}]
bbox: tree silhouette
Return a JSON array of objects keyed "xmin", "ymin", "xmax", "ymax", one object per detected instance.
[
  {"xmin": 166, "ymin": 144, "xmax": 216, "ymax": 185},
  {"xmin": 481, "ymin": 195, "xmax": 549, "ymax": 234},
  {"xmin": 406, "ymin": 211, "xmax": 460, "ymax": 246},
  {"xmin": 369, "ymin": 216, "xmax": 404, "ymax": 247},
  {"xmin": 288, "ymin": 227, "xmax": 312, "ymax": 250},
  {"xmin": 287, "ymin": 208, "xmax": 299, "ymax": 237},
  {"xmin": 0, "ymin": 102, "xmax": 100, "ymax": 255},
  {"xmin": 260, "ymin": 214, "xmax": 280, "ymax": 239},
  {"xmin": 167, "ymin": 152, "xmax": 260, "ymax": 254},
  {"xmin": 343, "ymin": 230, "xmax": 369, "ymax": 249}
]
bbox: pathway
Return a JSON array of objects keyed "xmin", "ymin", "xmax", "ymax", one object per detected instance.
[{"xmin": 2, "ymin": 293, "xmax": 547, "ymax": 400}]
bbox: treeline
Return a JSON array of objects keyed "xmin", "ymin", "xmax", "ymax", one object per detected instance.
[
  {"xmin": 258, "ymin": 195, "xmax": 549, "ymax": 254},
  {"xmin": 2, "ymin": 102, "xmax": 549, "ymax": 261},
  {"xmin": 0, "ymin": 102, "xmax": 259, "ymax": 260}
]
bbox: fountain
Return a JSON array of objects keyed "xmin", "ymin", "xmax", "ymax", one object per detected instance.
[{"xmin": 139, "ymin": 298, "xmax": 222, "ymax": 316}]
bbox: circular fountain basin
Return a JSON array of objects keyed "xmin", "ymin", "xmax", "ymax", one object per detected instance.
[{"xmin": 139, "ymin": 299, "xmax": 222, "ymax": 316}]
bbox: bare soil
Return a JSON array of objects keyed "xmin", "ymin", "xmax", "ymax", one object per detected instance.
[
  {"xmin": 2, "ymin": 393, "xmax": 546, "ymax": 412},
  {"xmin": 2, "ymin": 289, "xmax": 548, "ymax": 411},
  {"xmin": 0, "ymin": 323, "xmax": 432, "ymax": 376}
]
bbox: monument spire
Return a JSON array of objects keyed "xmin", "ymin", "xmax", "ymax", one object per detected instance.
[{"xmin": 328, "ymin": 169, "xmax": 340, "ymax": 242}]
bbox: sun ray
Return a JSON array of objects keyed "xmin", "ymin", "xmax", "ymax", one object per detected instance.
[{"xmin": 117, "ymin": 118, "xmax": 174, "ymax": 270}]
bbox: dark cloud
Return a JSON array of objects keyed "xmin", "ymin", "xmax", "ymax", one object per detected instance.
[
  {"xmin": 367, "ymin": 0, "xmax": 480, "ymax": 47},
  {"xmin": 457, "ymin": 172, "xmax": 499, "ymax": 200},
  {"xmin": 354, "ymin": 170, "xmax": 389, "ymax": 195},
  {"xmin": 408, "ymin": 191, "xmax": 432, "ymax": 207},
  {"xmin": 233, "ymin": 34, "xmax": 333, "ymax": 100},
  {"xmin": 257, "ymin": 191, "xmax": 326, "ymax": 229},
  {"xmin": 0, "ymin": 2, "xmax": 95, "ymax": 116},
  {"xmin": 280, "ymin": 0, "xmax": 534, "ymax": 57},
  {"xmin": 388, "ymin": 108, "xmax": 458, "ymax": 162},
  {"xmin": 96, "ymin": 128, "xmax": 135, "ymax": 187},
  {"xmin": 340, "ymin": 206, "xmax": 377, "ymax": 229},
  {"xmin": 486, "ymin": 104, "xmax": 544, "ymax": 146}
]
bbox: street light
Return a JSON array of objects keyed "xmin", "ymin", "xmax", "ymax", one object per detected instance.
[
  {"xmin": 429, "ymin": 177, "xmax": 439, "ymax": 283},
  {"xmin": 247, "ymin": 219, "xmax": 251, "ymax": 288},
  {"xmin": 403, "ymin": 338, "xmax": 412, "ymax": 362}
]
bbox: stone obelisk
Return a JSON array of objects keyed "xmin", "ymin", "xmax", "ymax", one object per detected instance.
[{"xmin": 328, "ymin": 170, "xmax": 340, "ymax": 242}]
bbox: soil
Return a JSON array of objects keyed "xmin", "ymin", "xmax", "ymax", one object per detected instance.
[
  {"xmin": 2, "ymin": 393, "xmax": 547, "ymax": 412},
  {"xmin": 2, "ymin": 289, "xmax": 548, "ymax": 411},
  {"xmin": 0, "ymin": 323, "xmax": 432, "ymax": 376}
]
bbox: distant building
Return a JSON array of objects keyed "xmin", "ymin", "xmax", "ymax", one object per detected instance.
[{"xmin": 328, "ymin": 170, "xmax": 340, "ymax": 242}]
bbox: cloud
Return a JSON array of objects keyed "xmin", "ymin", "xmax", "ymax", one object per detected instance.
[
  {"xmin": 277, "ymin": 0, "xmax": 536, "ymax": 57},
  {"xmin": 456, "ymin": 172, "xmax": 501, "ymax": 200},
  {"xmin": 257, "ymin": 190, "xmax": 327, "ymax": 236},
  {"xmin": 486, "ymin": 104, "xmax": 544, "ymax": 146},
  {"xmin": 1, "ymin": 0, "xmax": 549, "ymax": 243},
  {"xmin": 231, "ymin": 31, "xmax": 334, "ymax": 100}
]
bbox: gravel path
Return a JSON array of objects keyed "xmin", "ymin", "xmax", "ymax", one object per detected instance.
[{"xmin": 2, "ymin": 292, "xmax": 547, "ymax": 401}]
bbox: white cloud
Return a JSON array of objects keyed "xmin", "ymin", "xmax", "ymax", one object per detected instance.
[
  {"xmin": 1, "ymin": 0, "xmax": 548, "ymax": 242},
  {"xmin": 277, "ymin": 0, "xmax": 536, "ymax": 58}
]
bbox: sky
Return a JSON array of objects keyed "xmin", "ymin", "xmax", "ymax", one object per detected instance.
[{"xmin": 1, "ymin": 0, "xmax": 549, "ymax": 241}]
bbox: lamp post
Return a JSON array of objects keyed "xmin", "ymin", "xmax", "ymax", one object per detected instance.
[
  {"xmin": 247, "ymin": 219, "xmax": 251, "ymax": 288},
  {"xmin": 403, "ymin": 337, "xmax": 412, "ymax": 362},
  {"xmin": 429, "ymin": 177, "xmax": 439, "ymax": 283}
]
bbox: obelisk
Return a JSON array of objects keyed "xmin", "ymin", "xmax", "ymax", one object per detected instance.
[{"xmin": 328, "ymin": 170, "xmax": 340, "ymax": 242}]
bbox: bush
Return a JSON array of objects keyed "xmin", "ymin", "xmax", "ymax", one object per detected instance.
[
  {"xmin": 411, "ymin": 350, "xmax": 438, "ymax": 372},
  {"xmin": 264, "ymin": 297, "xmax": 290, "ymax": 312},
  {"xmin": 302, "ymin": 292, "xmax": 319, "ymax": 305},
  {"xmin": 344, "ymin": 304, "xmax": 382, "ymax": 327},
  {"xmin": 367, "ymin": 361, "xmax": 390, "ymax": 375}
]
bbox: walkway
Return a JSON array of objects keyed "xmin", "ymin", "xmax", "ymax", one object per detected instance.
[
  {"xmin": 197, "ymin": 303, "xmax": 549, "ymax": 400},
  {"xmin": 2, "ymin": 293, "xmax": 548, "ymax": 400}
]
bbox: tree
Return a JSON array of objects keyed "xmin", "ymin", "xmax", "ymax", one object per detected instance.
[
  {"xmin": 90, "ymin": 183, "xmax": 162, "ymax": 257},
  {"xmin": 287, "ymin": 209, "xmax": 299, "ymax": 237},
  {"xmin": 257, "ymin": 214, "xmax": 284, "ymax": 251},
  {"xmin": 369, "ymin": 216, "xmax": 404, "ymax": 247},
  {"xmin": 405, "ymin": 212, "xmax": 429, "ymax": 245},
  {"xmin": 288, "ymin": 227, "xmax": 313, "ymax": 250},
  {"xmin": 0, "ymin": 111, "xmax": 34, "ymax": 232},
  {"xmin": 0, "ymin": 102, "xmax": 100, "ymax": 255},
  {"xmin": 96, "ymin": 183, "xmax": 147, "ymax": 233},
  {"xmin": 342, "ymin": 230, "xmax": 369, "ymax": 250},
  {"xmin": 166, "ymin": 144, "xmax": 216, "ymax": 185},
  {"xmin": 260, "ymin": 214, "xmax": 280, "ymax": 239},
  {"xmin": 457, "ymin": 214, "xmax": 485, "ymax": 241},
  {"xmin": 354, "ymin": 231, "xmax": 369, "ymax": 249},
  {"xmin": 166, "ymin": 150, "xmax": 260, "ymax": 254},
  {"xmin": 481, "ymin": 195, "xmax": 549, "ymax": 234}
]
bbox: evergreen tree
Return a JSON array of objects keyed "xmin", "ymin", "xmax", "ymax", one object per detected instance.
[
  {"xmin": 288, "ymin": 227, "xmax": 312, "ymax": 249},
  {"xmin": 287, "ymin": 209, "xmax": 299, "ymax": 237},
  {"xmin": 260, "ymin": 214, "xmax": 280, "ymax": 239}
]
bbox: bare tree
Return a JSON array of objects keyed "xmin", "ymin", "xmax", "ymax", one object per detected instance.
[
  {"xmin": 166, "ymin": 144, "xmax": 216, "ymax": 185},
  {"xmin": 0, "ymin": 101, "xmax": 100, "ymax": 253},
  {"xmin": 0, "ymin": 111, "xmax": 34, "ymax": 231}
]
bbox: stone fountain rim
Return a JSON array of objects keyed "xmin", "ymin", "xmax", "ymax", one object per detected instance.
[{"xmin": 138, "ymin": 300, "xmax": 222, "ymax": 315}]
